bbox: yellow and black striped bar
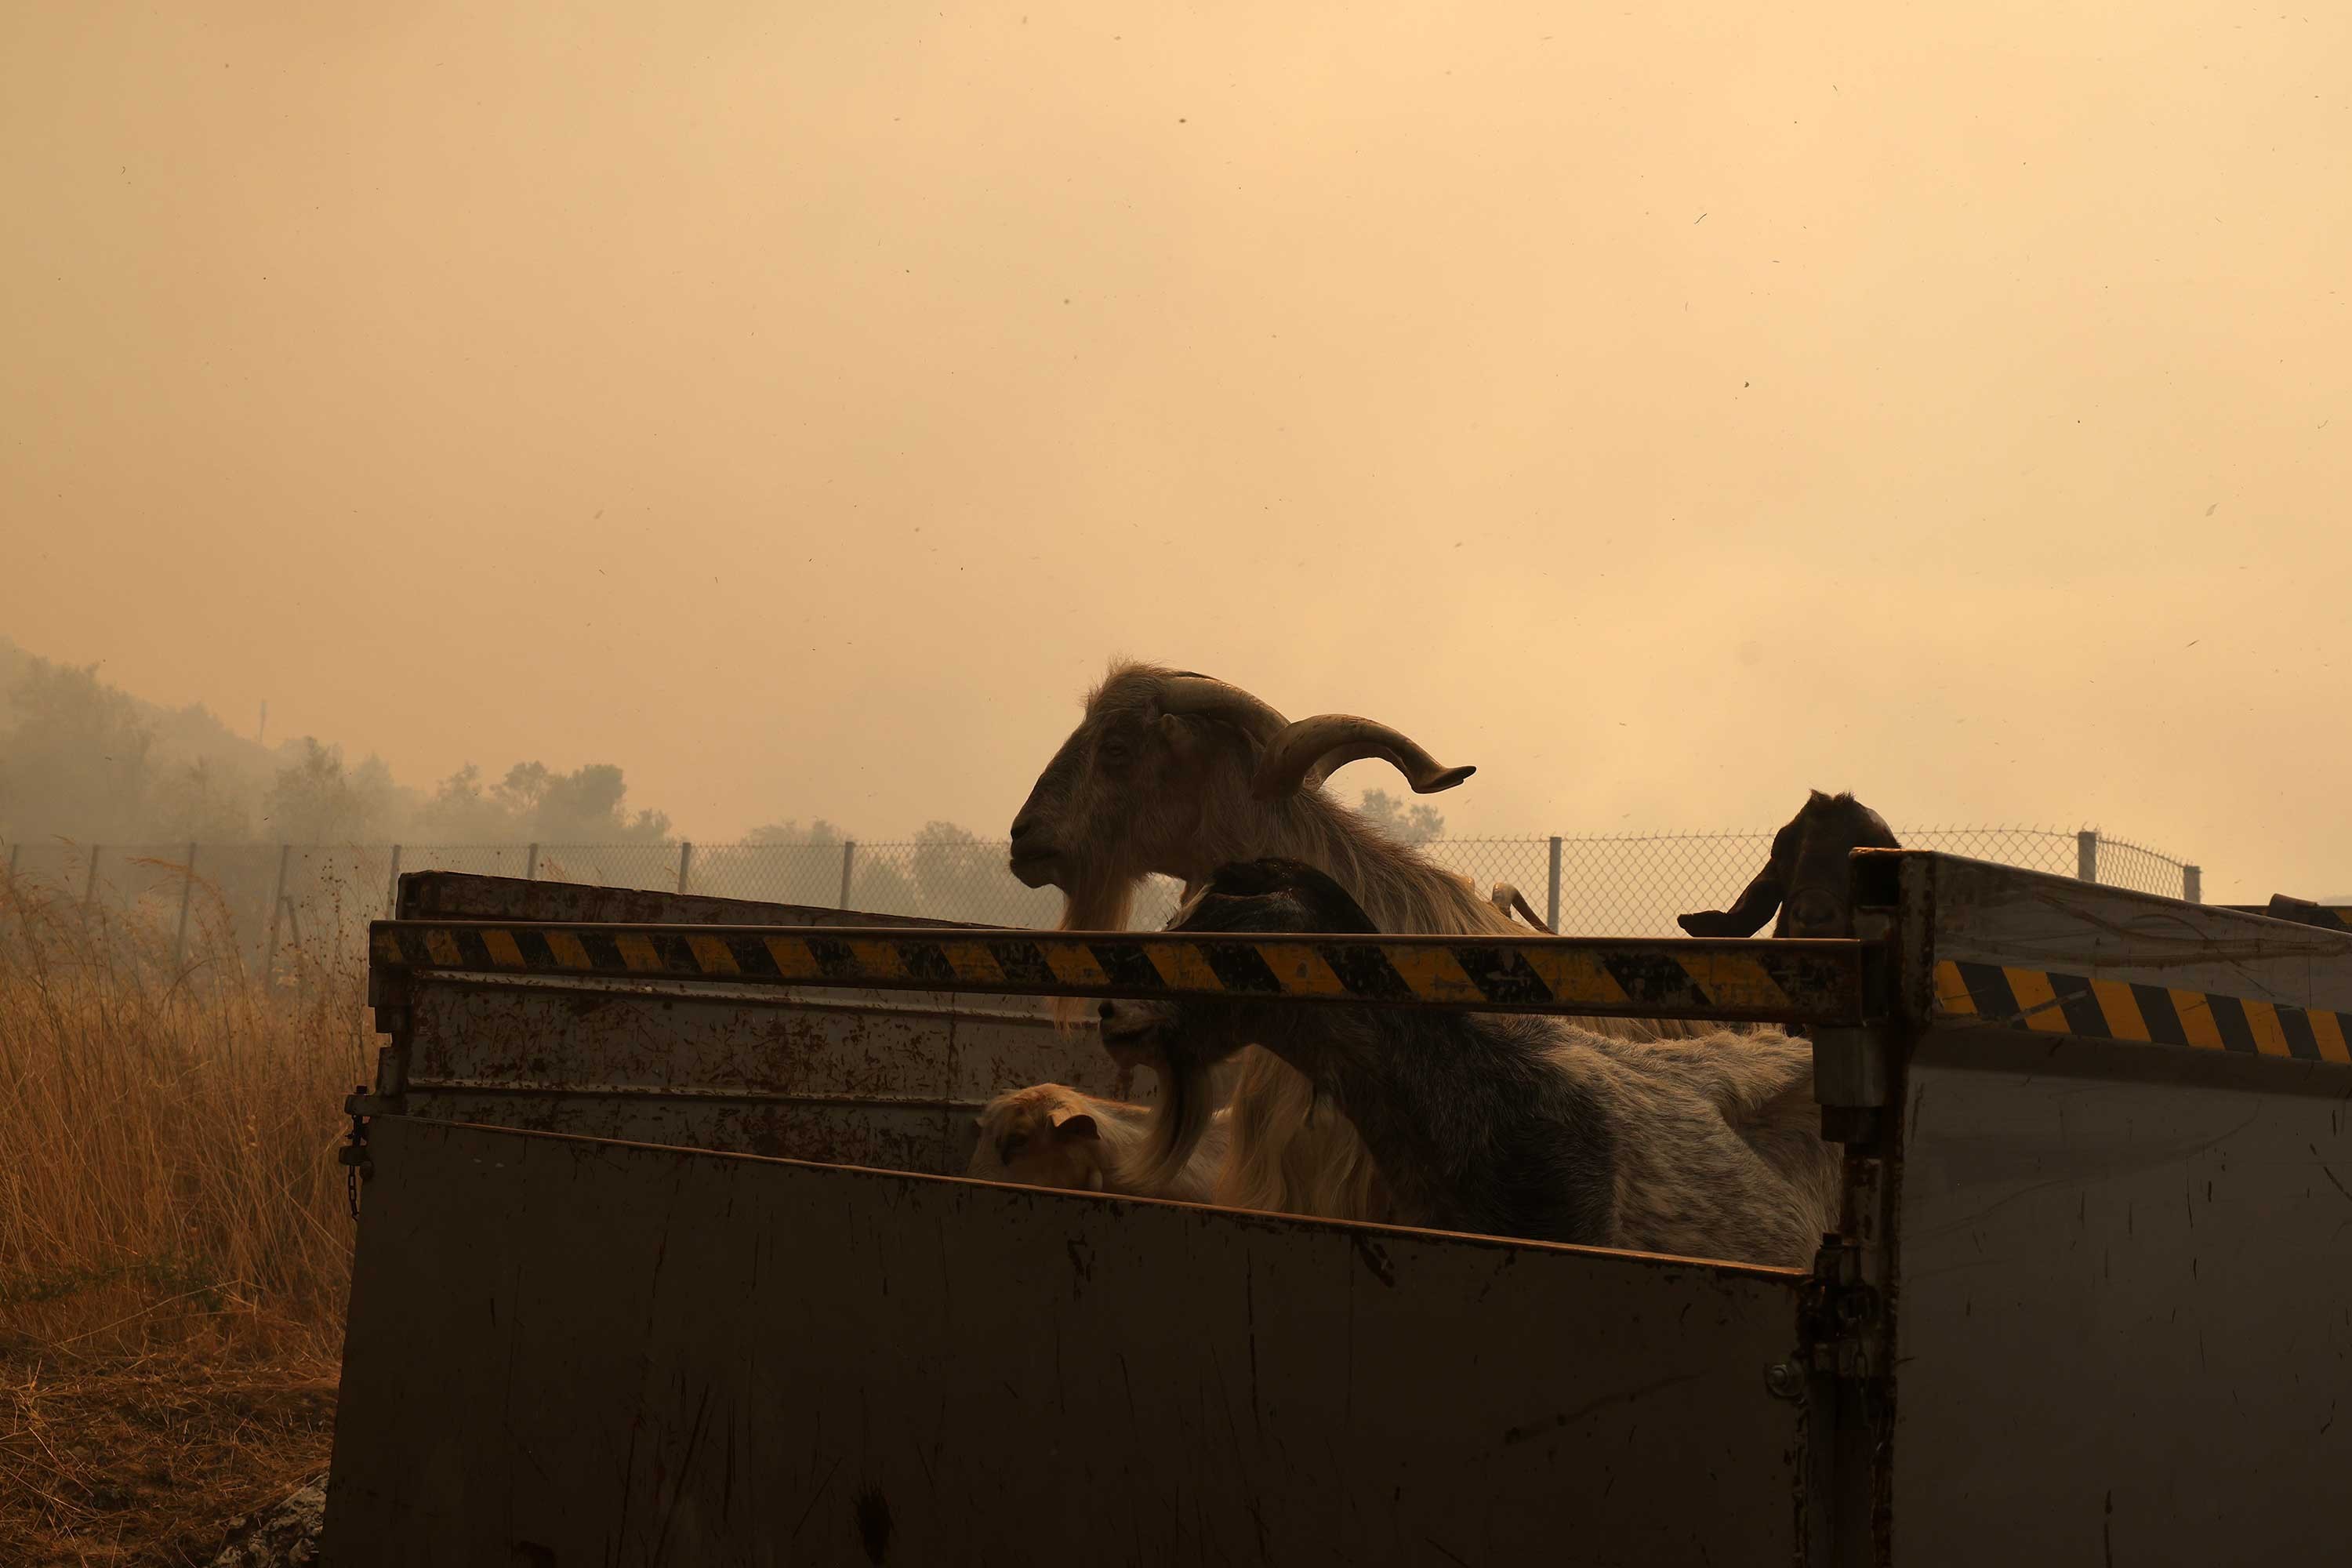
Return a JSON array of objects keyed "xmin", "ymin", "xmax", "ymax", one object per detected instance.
[
  {"xmin": 368, "ymin": 921, "xmax": 1870, "ymax": 1026},
  {"xmin": 1934, "ymin": 960, "xmax": 2352, "ymax": 1065}
]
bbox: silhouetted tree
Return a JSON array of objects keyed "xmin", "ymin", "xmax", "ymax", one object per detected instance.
[
  {"xmin": 416, "ymin": 760, "xmax": 668, "ymax": 842},
  {"xmin": 0, "ymin": 659, "xmax": 157, "ymax": 842},
  {"xmin": 260, "ymin": 739, "xmax": 400, "ymax": 843},
  {"xmin": 1356, "ymin": 787, "xmax": 1446, "ymax": 848},
  {"xmin": 151, "ymin": 757, "xmax": 254, "ymax": 841}
]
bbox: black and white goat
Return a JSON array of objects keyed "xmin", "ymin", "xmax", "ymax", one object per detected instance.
[{"xmin": 1102, "ymin": 858, "xmax": 1840, "ymax": 1268}]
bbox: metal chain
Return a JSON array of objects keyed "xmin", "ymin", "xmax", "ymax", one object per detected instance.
[{"xmin": 339, "ymin": 1085, "xmax": 372, "ymax": 1220}]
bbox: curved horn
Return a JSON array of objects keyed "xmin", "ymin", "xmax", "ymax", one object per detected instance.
[
  {"xmin": 1156, "ymin": 674, "xmax": 1292, "ymax": 744},
  {"xmin": 1250, "ymin": 713, "xmax": 1475, "ymax": 801}
]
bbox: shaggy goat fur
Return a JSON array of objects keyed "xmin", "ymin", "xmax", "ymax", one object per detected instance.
[
  {"xmin": 1106, "ymin": 859, "xmax": 1841, "ymax": 1266},
  {"xmin": 1679, "ymin": 789, "xmax": 1900, "ymax": 940},
  {"xmin": 1007, "ymin": 659, "xmax": 1718, "ymax": 1224},
  {"xmin": 964, "ymin": 1083, "xmax": 1230, "ymax": 1203}
]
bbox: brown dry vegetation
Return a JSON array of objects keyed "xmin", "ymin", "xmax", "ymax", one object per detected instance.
[{"xmin": 1, "ymin": 868, "xmax": 364, "ymax": 1565}]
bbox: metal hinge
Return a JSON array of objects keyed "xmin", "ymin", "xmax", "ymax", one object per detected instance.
[
  {"xmin": 339, "ymin": 1086, "xmax": 375, "ymax": 1219},
  {"xmin": 1798, "ymin": 1233, "xmax": 1885, "ymax": 1380},
  {"xmin": 1769, "ymin": 1229, "xmax": 1886, "ymax": 1402}
]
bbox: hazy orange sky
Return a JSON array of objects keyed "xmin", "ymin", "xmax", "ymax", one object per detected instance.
[{"xmin": 4, "ymin": 4, "xmax": 2347, "ymax": 900}]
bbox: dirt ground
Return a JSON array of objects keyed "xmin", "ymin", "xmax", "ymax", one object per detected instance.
[{"xmin": 0, "ymin": 1350, "xmax": 335, "ymax": 1567}]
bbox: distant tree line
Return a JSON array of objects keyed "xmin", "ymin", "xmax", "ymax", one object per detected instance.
[
  {"xmin": 0, "ymin": 639, "xmax": 1443, "ymax": 876},
  {"xmin": 0, "ymin": 642, "xmax": 677, "ymax": 848}
]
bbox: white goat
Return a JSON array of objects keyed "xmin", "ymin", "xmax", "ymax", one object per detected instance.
[
  {"xmin": 964, "ymin": 1083, "xmax": 1230, "ymax": 1203},
  {"xmin": 1006, "ymin": 659, "xmax": 1711, "ymax": 1223},
  {"xmin": 1109, "ymin": 858, "xmax": 1841, "ymax": 1267}
]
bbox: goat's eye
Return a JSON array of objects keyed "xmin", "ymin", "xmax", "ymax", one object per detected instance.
[
  {"xmin": 1001, "ymin": 1134, "xmax": 1028, "ymax": 1157},
  {"xmin": 1099, "ymin": 738, "xmax": 1131, "ymax": 763}
]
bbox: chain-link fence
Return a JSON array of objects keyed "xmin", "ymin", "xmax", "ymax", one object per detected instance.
[{"xmin": 1, "ymin": 826, "xmax": 2201, "ymax": 976}]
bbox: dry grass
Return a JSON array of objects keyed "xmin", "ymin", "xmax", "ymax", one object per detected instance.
[{"xmin": 0, "ymin": 871, "xmax": 366, "ymax": 1564}]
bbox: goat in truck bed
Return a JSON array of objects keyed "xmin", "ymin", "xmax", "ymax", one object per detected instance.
[{"xmin": 1102, "ymin": 858, "xmax": 1841, "ymax": 1266}]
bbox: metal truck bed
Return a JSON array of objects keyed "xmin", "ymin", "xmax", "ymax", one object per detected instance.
[{"xmin": 324, "ymin": 858, "xmax": 2352, "ymax": 1565}]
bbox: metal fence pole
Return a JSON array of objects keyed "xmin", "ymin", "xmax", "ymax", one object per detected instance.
[
  {"xmin": 1546, "ymin": 836, "xmax": 1563, "ymax": 935},
  {"xmin": 262, "ymin": 844, "xmax": 290, "ymax": 978},
  {"xmin": 2184, "ymin": 864, "xmax": 2201, "ymax": 905},
  {"xmin": 839, "ymin": 840, "xmax": 857, "ymax": 909},
  {"xmin": 173, "ymin": 841, "xmax": 198, "ymax": 966},
  {"xmin": 678, "ymin": 840, "xmax": 694, "ymax": 895},
  {"xmin": 84, "ymin": 845, "xmax": 102, "ymax": 909},
  {"xmin": 525, "ymin": 843, "xmax": 539, "ymax": 881},
  {"xmin": 2076, "ymin": 829, "xmax": 2098, "ymax": 884},
  {"xmin": 385, "ymin": 844, "xmax": 403, "ymax": 917}
]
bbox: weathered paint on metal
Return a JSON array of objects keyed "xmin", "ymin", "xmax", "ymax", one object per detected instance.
[
  {"xmin": 395, "ymin": 978, "xmax": 1125, "ymax": 1172},
  {"xmin": 369, "ymin": 919, "xmax": 1872, "ymax": 1025},
  {"xmin": 321, "ymin": 1116, "xmax": 1810, "ymax": 1567},
  {"xmin": 397, "ymin": 869, "xmax": 991, "ymax": 932},
  {"xmin": 1886, "ymin": 1030, "xmax": 2352, "ymax": 1565},
  {"xmin": 2219, "ymin": 895, "xmax": 2352, "ymax": 935},
  {"xmin": 1860, "ymin": 851, "xmax": 2352, "ymax": 1038},
  {"xmin": 1931, "ymin": 957, "xmax": 2352, "ymax": 1066}
]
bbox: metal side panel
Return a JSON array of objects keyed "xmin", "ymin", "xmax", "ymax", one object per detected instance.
[
  {"xmin": 398, "ymin": 870, "xmax": 993, "ymax": 932},
  {"xmin": 397, "ymin": 978, "xmax": 1128, "ymax": 1174},
  {"xmin": 393, "ymin": 873, "xmax": 1063, "ymax": 1029},
  {"xmin": 1916, "ymin": 853, "xmax": 2352, "ymax": 1017},
  {"xmin": 321, "ymin": 1118, "xmax": 1810, "ymax": 1568},
  {"xmin": 1887, "ymin": 1029, "xmax": 2352, "ymax": 1565}
]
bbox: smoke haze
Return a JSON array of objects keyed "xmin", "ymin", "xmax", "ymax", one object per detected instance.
[{"xmin": 4, "ymin": 4, "xmax": 2347, "ymax": 900}]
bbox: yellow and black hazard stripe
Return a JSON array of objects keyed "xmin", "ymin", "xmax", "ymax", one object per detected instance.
[
  {"xmin": 1934, "ymin": 960, "xmax": 2352, "ymax": 1065},
  {"xmin": 368, "ymin": 922, "xmax": 1868, "ymax": 1026}
]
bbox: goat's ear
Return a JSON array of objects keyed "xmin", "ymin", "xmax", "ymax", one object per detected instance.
[
  {"xmin": 1678, "ymin": 866, "xmax": 1785, "ymax": 938},
  {"xmin": 1051, "ymin": 1112, "xmax": 1100, "ymax": 1142}
]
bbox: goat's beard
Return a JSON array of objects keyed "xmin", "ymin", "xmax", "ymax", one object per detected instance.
[
  {"xmin": 1050, "ymin": 868, "xmax": 1137, "ymax": 1029},
  {"xmin": 1136, "ymin": 1041, "xmax": 1220, "ymax": 1196}
]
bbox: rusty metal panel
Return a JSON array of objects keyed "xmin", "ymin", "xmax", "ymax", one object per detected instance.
[
  {"xmin": 2218, "ymin": 895, "xmax": 2352, "ymax": 935},
  {"xmin": 370, "ymin": 919, "xmax": 1871, "ymax": 1026},
  {"xmin": 394, "ymin": 978, "xmax": 1126, "ymax": 1172},
  {"xmin": 1913, "ymin": 852, "xmax": 2352, "ymax": 1012},
  {"xmin": 397, "ymin": 869, "xmax": 990, "ymax": 931},
  {"xmin": 1886, "ymin": 1028, "xmax": 2352, "ymax": 1565},
  {"xmin": 390, "ymin": 872, "xmax": 1065, "ymax": 1021},
  {"xmin": 1868, "ymin": 851, "xmax": 2352, "ymax": 1075},
  {"xmin": 323, "ymin": 1117, "xmax": 1809, "ymax": 1567}
]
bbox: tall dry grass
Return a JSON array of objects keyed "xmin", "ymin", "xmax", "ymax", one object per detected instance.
[{"xmin": 0, "ymin": 866, "xmax": 369, "ymax": 1363}]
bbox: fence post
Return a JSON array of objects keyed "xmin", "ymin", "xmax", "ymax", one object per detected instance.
[
  {"xmin": 262, "ymin": 844, "xmax": 290, "ymax": 978},
  {"xmin": 84, "ymin": 845, "xmax": 102, "ymax": 909},
  {"xmin": 2076, "ymin": 829, "xmax": 2098, "ymax": 884},
  {"xmin": 839, "ymin": 840, "xmax": 857, "ymax": 909},
  {"xmin": 2183, "ymin": 864, "xmax": 2201, "ymax": 905},
  {"xmin": 173, "ymin": 842, "xmax": 198, "ymax": 966},
  {"xmin": 1546, "ymin": 836, "xmax": 1563, "ymax": 935},
  {"xmin": 525, "ymin": 843, "xmax": 539, "ymax": 881},
  {"xmin": 385, "ymin": 844, "xmax": 403, "ymax": 917},
  {"xmin": 5, "ymin": 841, "xmax": 18, "ymax": 882},
  {"xmin": 678, "ymin": 840, "xmax": 694, "ymax": 895}
]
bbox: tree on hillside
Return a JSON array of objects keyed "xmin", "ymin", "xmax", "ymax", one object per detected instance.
[
  {"xmin": 259, "ymin": 739, "xmax": 401, "ymax": 844},
  {"xmin": 506, "ymin": 761, "xmax": 670, "ymax": 843},
  {"xmin": 416, "ymin": 760, "xmax": 669, "ymax": 843},
  {"xmin": 912, "ymin": 820, "xmax": 981, "ymax": 911},
  {"xmin": 151, "ymin": 757, "xmax": 255, "ymax": 841},
  {"xmin": 0, "ymin": 659, "xmax": 157, "ymax": 842},
  {"xmin": 1356, "ymin": 787, "xmax": 1446, "ymax": 848},
  {"xmin": 414, "ymin": 764, "xmax": 510, "ymax": 840}
]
